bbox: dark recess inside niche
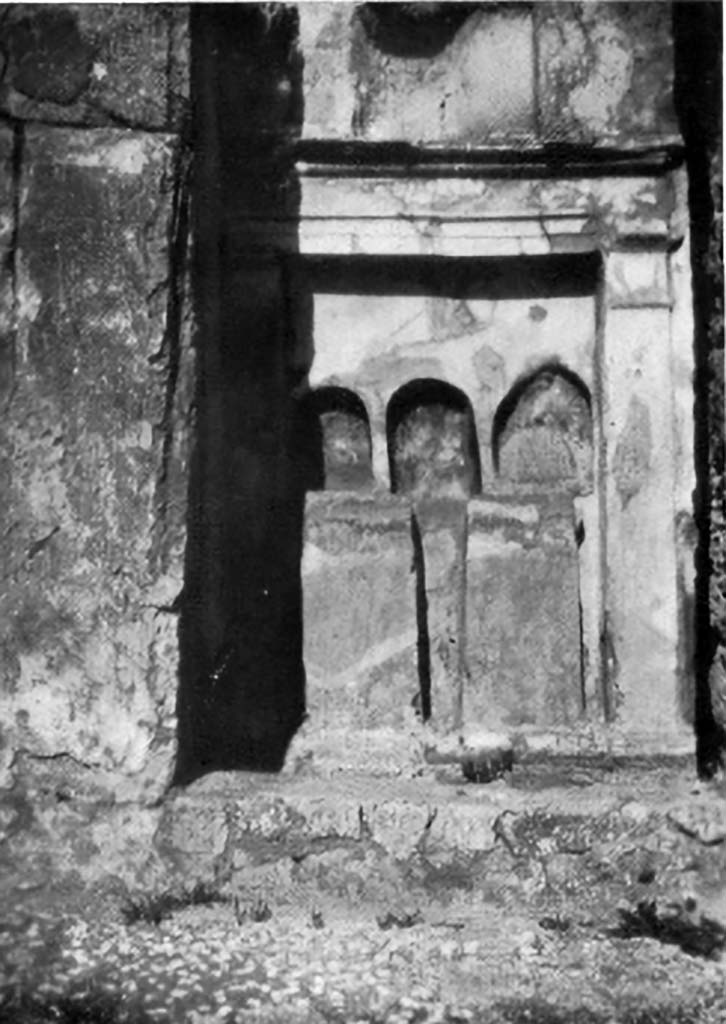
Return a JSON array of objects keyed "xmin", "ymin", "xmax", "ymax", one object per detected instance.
[
  {"xmin": 491, "ymin": 363, "xmax": 593, "ymax": 490},
  {"xmin": 388, "ymin": 379, "xmax": 482, "ymax": 499},
  {"xmin": 296, "ymin": 386, "xmax": 373, "ymax": 493}
]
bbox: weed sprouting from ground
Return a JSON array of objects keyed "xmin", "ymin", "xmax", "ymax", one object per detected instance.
[
  {"xmin": 121, "ymin": 881, "xmax": 226, "ymax": 926},
  {"xmin": 610, "ymin": 900, "xmax": 726, "ymax": 960}
]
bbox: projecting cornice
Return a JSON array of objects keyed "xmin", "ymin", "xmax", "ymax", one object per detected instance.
[{"xmin": 293, "ymin": 141, "xmax": 686, "ymax": 180}]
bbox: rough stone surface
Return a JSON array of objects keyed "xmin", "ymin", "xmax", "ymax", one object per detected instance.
[
  {"xmin": 0, "ymin": 4, "xmax": 190, "ymax": 130},
  {"xmin": 0, "ymin": 126, "xmax": 193, "ymax": 797},
  {"xmin": 0, "ymin": 124, "xmax": 15, "ymax": 408},
  {"xmin": 1, "ymin": 758, "xmax": 725, "ymax": 1022},
  {"xmin": 2, "ymin": 7, "xmax": 93, "ymax": 105}
]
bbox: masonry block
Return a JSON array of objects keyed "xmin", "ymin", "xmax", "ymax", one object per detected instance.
[
  {"xmin": 0, "ymin": 126, "xmax": 192, "ymax": 795},
  {"xmin": 302, "ymin": 492, "xmax": 419, "ymax": 730},
  {"xmin": 465, "ymin": 497, "xmax": 583, "ymax": 731}
]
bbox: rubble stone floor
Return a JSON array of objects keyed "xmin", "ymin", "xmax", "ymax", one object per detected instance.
[{"xmin": 1, "ymin": 758, "xmax": 726, "ymax": 1023}]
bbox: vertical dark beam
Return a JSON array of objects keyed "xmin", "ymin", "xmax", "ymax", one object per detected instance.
[
  {"xmin": 176, "ymin": 4, "xmax": 305, "ymax": 782},
  {"xmin": 175, "ymin": 5, "xmax": 226, "ymax": 782},
  {"xmin": 673, "ymin": 1, "xmax": 725, "ymax": 773}
]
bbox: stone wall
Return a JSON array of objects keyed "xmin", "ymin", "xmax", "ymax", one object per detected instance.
[
  {"xmin": 0, "ymin": 5, "xmax": 193, "ymax": 799},
  {"xmin": 0, "ymin": 2, "xmax": 722, "ymax": 790}
]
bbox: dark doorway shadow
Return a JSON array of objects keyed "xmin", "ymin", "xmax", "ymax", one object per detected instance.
[
  {"xmin": 174, "ymin": 4, "xmax": 307, "ymax": 784},
  {"xmin": 673, "ymin": 1, "xmax": 726, "ymax": 775}
]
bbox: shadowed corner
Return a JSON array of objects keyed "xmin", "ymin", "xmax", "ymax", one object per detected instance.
[
  {"xmin": 174, "ymin": 4, "xmax": 307, "ymax": 785},
  {"xmin": 672, "ymin": 1, "xmax": 726, "ymax": 777}
]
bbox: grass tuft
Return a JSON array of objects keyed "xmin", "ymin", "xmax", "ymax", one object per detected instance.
[{"xmin": 121, "ymin": 881, "xmax": 226, "ymax": 926}]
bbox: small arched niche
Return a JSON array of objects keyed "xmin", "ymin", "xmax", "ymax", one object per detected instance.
[
  {"xmin": 492, "ymin": 364, "xmax": 593, "ymax": 492},
  {"xmin": 296, "ymin": 386, "xmax": 373, "ymax": 492},
  {"xmin": 387, "ymin": 379, "xmax": 482, "ymax": 499}
]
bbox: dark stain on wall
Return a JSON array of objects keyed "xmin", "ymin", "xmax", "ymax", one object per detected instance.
[
  {"xmin": 611, "ymin": 395, "xmax": 652, "ymax": 508},
  {"xmin": 2, "ymin": 8, "xmax": 94, "ymax": 105}
]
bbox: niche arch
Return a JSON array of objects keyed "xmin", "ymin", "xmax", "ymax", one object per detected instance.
[
  {"xmin": 387, "ymin": 378, "xmax": 482, "ymax": 499},
  {"xmin": 492, "ymin": 363, "xmax": 593, "ymax": 492},
  {"xmin": 296, "ymin": 385, "xmax": 374, "ymax": 492}
]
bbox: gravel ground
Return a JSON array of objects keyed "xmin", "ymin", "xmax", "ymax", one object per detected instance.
[
  {"xmin": 1, "ymin": 890, "xmax": 725, "ymax": 1024},
  {"xmin": 1, "ymin": 761, "xmax": 725, "ymax": 1023}
]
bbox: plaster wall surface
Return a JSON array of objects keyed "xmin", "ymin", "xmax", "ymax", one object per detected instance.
[
  {"xmin": 465, "ymin": 497, "xmax": 583, "ymax": 732},
  {"xmin": 298, "ymin": 2, "xmax": 679, "ymax": 149}
]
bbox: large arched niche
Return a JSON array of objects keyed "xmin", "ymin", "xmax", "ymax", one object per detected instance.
[
  {"xmin": 295, "ymin": 385, "xmax": 374, "ymax": 492},
  {"xmin": 387, "ymin": 378, "xmax": 482, "ymax": 500},
  {"xmin": 492, "ymin": 363, "xmax": 594, "ymax": 492}
]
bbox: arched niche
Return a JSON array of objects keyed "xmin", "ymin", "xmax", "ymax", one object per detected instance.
[
  {"xmin": 492, "ymin": 364, "xmax": 593, "ymax": 492},
  {"xmin": 296, "ymin": 386, "xmax": 373, "ymax": 492},
  {"xmin": 387, "ymin": 378, "xmax": 482, "ymax": 499}
]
